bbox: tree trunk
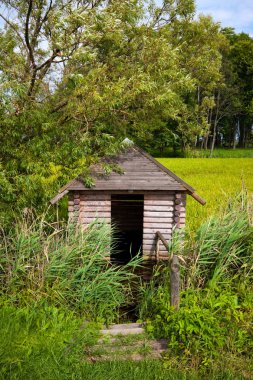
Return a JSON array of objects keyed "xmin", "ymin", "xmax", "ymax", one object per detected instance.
[{"xmin": 210, "ymin": 90, "xmax": 220, "ymax": 157}]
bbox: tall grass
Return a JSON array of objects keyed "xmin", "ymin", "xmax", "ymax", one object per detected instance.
[
  {"xmin": 0, "ymin": 216, "xmax": 140, "ymax": 321},
  {"xmin": 187, "ymin": 192, "xmax": 253, "ymax": 287},
  {"xmin": 138, "ymin": 194, "xmax": 253, "ymax": 374},
  {"xmin": 157, "ymin": 157, "xmax": 253, "ymax": 230}
]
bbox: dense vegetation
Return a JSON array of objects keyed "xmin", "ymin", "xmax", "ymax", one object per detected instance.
[
  {"xmin": 1, "ymin": 1, "xmax": 253, "ymax": 378},
  {"xmin": 1, "ymin": 0, "xmax": 253, "ymax": 224},
  {"xmin": 1, "ymin": 195, "xmax": 252, "ymax": 379}
]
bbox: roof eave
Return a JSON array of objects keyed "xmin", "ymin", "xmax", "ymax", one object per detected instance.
[{"xmin": 188, "ymin": 191, "xmax": 206, "ymax": 205}]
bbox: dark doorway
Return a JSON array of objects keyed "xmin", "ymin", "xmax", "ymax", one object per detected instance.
[{"xmin": 111, "ymin": 194, "xmax": 144, "ymax": 264}]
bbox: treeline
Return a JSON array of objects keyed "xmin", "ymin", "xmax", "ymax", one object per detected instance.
[{"xmin": 0, "ymin": 0, "xmax": 253, "ymax": 222}]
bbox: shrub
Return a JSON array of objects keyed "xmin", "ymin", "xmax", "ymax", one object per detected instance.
[{"xmin": 147, "ymin": 286, "xmax": 253, "ymax": 369}]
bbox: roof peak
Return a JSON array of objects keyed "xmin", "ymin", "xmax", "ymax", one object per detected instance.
[{"xmin": 122, "ymin": 137, "xmax": 134, "ymax": 146}]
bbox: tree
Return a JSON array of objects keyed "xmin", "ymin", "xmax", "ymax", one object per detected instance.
[
  {"xmin": 212, "ymin": 29, "xmax": 253, "ymax": 150},
  {"xmin": 0, "ymin": 0, "xmax": 193, "ymax": 223}
]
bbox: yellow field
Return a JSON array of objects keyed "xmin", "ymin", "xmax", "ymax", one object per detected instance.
[{"xmin": 157, "ymin": 158, "xmax": 253, "ymax": 231}]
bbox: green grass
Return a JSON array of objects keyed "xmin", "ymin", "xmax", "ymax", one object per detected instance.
[
  {"xmin": 152, "ymin": 148, "xmax": 253, "ymax": 158},
  {"xmin": 2, "ymin": 303, "xmax": 246, "ymax": 380},
  {"xmin": 185, "ymin": 148, "xmax": 253, "ymax": 158},
  {"xmin": 157, "ymin": 158, "xmax": 253, "ymax": 231}
]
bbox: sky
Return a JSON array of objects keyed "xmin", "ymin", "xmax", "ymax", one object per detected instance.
[
  {"xmin": 0, "ymin": 1, "xmax": 252, "ymax": 36},
  {"xmin": 196, "ymin": 0, "xmax": 253, "ymax": 35}
]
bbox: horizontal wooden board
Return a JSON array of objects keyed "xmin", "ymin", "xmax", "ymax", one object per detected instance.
[
  {"xmin": 79, "ymin": 211, "xmax": 111, "ymax": 217},
  {"xmin": 144, "ymin": 202, "xmax": 174, "ymax": 208},
  {"xmin": 107, "ymin": 173, "xmax": 169, "ymax": 178},
  {"xmin": 143, "ymin": 240, "xmax": 170, "ymax": 247},
  {"xmin": 145, "ymin": 194, "xmax": 175, "ymax": 200},
  {"xmin": 143, "ymin": 228, "xmax": 172, "ymax": 234},
  {"xmin": 144, "ymin": 217, "xmax": 173, "ymax": 223},
  {"xmin": 142, "ymin": 244, "xmax": 168, "ymax": 253},
  {"xmin": 80, "ymin": 201, "xmax": 111, "ymax": 206},
  {"xmin": 144, "ymin": 211, "xmax": 173, "ymax": 218},
  {"xmin": 80, "ymin": 218, "xmax": 111, "ymax": 223},
  {"xmin": 80, "ymin": 196, "xmax": 110, "ymax": 201},
  {"xmin": 80, "ymin": 206, "xmax": 111, "ymax": 212},
  {"xmin": 144, "ymin": 222, "xmax": 174, "ymax": 229},
  {"xmin": 143, "ymin": 246, "xmax": 167, "ymax": 252},
  {"xmin": 93, "ymin": 182, "xmax": 181, "ymax": 188},
  {"xmin": 144, "ymin": 205, "xmax": 174, "ymax": 212},
  {"xmin": 143, "ymin": 233, "xmax": 171, "ymax": 240}
]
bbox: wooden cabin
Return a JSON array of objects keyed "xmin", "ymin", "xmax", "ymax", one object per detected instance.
[{"xmin": 50, "ymin": 141, "xmax": 205, "ymax": 263}]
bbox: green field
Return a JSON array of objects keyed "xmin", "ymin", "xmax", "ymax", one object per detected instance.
[{"xmin": 157, "ymin": 158, "xmax": 253, "ymax": 231}]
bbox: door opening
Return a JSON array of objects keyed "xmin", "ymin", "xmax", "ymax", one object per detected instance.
[{"xmin": 111, "ymin": 194, "xmax": 144, "ymax": 264}]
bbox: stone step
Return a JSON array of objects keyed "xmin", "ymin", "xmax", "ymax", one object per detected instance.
[
  {"xmin": 100, "ymin": 327, "xmax": 144, "ymax": 335},
  {"xmin": 88, "ymin": 339, "xmax": 168, "ymax": 362},
  {"xmin": 95, "ymin": 339, "xmax": 167, "ymax": 352},
  {"xmin": 107, "ymin": 323, "xmax": 144, "ymax": 330},
  {"xmin": 89, "ymin": 323, "xmax": 167, "ymax": 361},
  {"xmin": 100, "ymin": 322, "xmax": 145, "ymax": 335},
  {"xmin": 89, "ymin": 351, "xmax": 163, "ymax": 362}
]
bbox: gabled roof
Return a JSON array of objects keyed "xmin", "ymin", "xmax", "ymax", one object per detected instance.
[{"xmin": 50, "ymin": 143, "xmax": 206, "ymax": 205}]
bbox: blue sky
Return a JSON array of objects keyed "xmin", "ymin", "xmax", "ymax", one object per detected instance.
[
  {"xmin": 196, "ymin": 0, "xmax": 253, "ymax": 35},
  {"xmin": 1, "ymin": 1, "xmax": 252, "ymax": 36}
]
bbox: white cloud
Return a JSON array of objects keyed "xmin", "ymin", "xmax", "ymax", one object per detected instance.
[{"xmin": 196, "ymin": 0, "xmax": 253, "ymax": 35}]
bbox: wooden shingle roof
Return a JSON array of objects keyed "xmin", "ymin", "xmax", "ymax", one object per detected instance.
[{"xmin": 50, "ymin": 144, "xmax": 205, "ymax": 205}]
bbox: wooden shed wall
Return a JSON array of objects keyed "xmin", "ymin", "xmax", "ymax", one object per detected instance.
[
  {"xmin": 142, "ymin": 192, "xmax": 186, "ymax": 259},
  {"xmin": 68, "ymin": 192, "xmax": 111, "ymax": 226},
  {"xmin": 68, "ymin": 190, "xmax": 186, "ymax": 260}
]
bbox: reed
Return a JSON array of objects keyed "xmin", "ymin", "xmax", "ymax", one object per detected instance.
[{"xmin": 0, "ymin": 216, "xmax": 140, "ymax": 321}]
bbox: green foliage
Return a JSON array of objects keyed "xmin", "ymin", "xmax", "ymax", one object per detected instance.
[
  {"xmin": 0, "ymin": 300, "xmax": 246, "ymax": 380},
  {"xmin": 147, "ymin": 286, "xmax": 253, "ymax": 369},
  {"xmin": 0, "ymin": 302, "xmax": 101, "ymax": 380},
  {"xmin": 0, "ymin": 217, "xmax": 140, "ymax": 322},
  {"xmin": 0, "ymin": 0, "xmax": 238, "ymax": 224},
  {"xmin": 138, "ymin": 196, "xmax": 253, "ymax": 373}
]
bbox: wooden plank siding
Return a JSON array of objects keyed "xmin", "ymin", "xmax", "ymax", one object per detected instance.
[
  {"xmin": 143, "ymin": 192, "xmax": 187, "ymax": 259},
  {"xmin": 69, "ymin": 190, "xmax": 187, "ymax": 262},
  {"xmin": 143, "ymin": 193, "xmax": 173, "ymax": 259},
  {"xmin": 68, "ymin": 191, "xmax": 111, "ymax": 226}
]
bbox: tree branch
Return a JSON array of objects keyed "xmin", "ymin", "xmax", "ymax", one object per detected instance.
[
  {"xmin": 0, "ymin": 13, "xmax": 27, "ymax": 50},
  {"xmin": 25, "ymin": 0, "xmax": 35, "ymax": 68}
]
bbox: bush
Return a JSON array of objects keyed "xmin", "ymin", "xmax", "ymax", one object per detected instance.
[{"xmin": 147, "ymin": 286, "xmax": 253, "ymax": 368}]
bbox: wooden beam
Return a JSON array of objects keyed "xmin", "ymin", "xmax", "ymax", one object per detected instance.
[
  {"xmin": 50, "ymin": 189, "xmax": 68, "ymax": 204},
  {"xmin": 190, "ymin": 192, "xmax": 206, "ymax": 205},
  {"xmin": 170, "ymin": 255, "xmax": 180, "ymax": 310},
  {"xmin": 156, "ymin": 231, "xmax": 169, "ymax": 251}
]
